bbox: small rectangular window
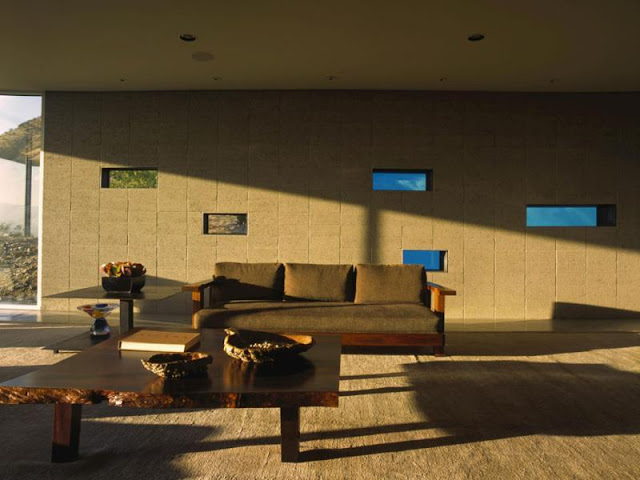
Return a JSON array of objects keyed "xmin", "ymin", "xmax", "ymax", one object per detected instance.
[
  {"xmin": 372, "ymin": 169, "xmax": 431, "ymax": 191},
  {"xmin": 526, "ymin": 205, "xmax": 616, "ymax": 227},
  {"xmin": 203, "ymin": 213, "xmax": 248, "ymax": 235},
  {"xmin": 403, "ymin": 250, "xmax": 447, "ymax": 271},
  {"xmin": 101, "ymin": 168, "xmax": 158, "ymax": 188}
]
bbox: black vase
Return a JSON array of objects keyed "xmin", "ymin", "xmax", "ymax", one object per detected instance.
[{"xmin": 101, "ymin": 275, "xmax": 146, "ymax": 293}]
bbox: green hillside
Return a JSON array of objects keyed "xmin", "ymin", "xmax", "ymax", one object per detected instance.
[{"xmin": 0, "ymin": 117, "xmax": 41, "ymax": 164}]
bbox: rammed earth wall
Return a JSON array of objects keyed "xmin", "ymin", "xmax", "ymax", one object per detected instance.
[{"xmin": 41, "ymin": 91, "xmax": 640, "ymax": 329}]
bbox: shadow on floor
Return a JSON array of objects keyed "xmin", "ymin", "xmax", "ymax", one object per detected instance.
[
  {"xmin": 304, "ymin": 359, "xmax": 640, "ymax": 461},
  {"xmin": 444, "ymin": 332, "xmax": 640, "ymax": 357},
  {"xmin": 1, "ymin": 359, "xmax": 638, "ymax": 471}
]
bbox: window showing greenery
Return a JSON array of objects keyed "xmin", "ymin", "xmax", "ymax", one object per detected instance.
[{"xmin": 101, "ymin": 168, "xmax": 158, "ymax": 188}]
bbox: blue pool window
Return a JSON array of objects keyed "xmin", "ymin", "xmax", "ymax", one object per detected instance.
[
  {"xmin": 372, "ymin": 169, "xmax": 431, "ymax": 191},
  {"xmin": 403, "ymin": 250, "xmax": 447, "ymax": 271},
  {"xmin": 526, "ymin": 205, "xmax": 616, "ymax": 227}
]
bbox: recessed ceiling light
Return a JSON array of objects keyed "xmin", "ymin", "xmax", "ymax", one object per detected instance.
[
  {"xmin": 180, "ymin": 33, "xmax": 197, "ymax": 42},
  {"xmin": 192, "ymin": 52, "xmax": 214, "ymax": 62},
  {"xmin": 468, "ymin": 33, "xmax": 485, "ymax": 42}
]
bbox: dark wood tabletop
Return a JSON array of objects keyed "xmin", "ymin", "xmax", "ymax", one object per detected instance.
[
  {"xmin": 46, "ymin": 277, "xmax": 185, "ymax": 301},
  {"xmin": 0, "ymin": 329, "xmax": 341, "ymax": 409}
]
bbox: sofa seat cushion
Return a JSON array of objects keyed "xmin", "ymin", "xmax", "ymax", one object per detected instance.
[
  {"xmin": 284, "ymin": 263, "xmax": 354, "ymax": 301},
  {"xmin": 194, "ymin": 301, "xmax": 441, "ymax": 334}
]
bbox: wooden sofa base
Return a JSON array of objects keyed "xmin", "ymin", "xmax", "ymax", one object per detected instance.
[{"xmin": 313, "ymin": 332, "xmax": 445, "ymax": 356}]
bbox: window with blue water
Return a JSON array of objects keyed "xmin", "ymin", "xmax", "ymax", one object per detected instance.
[
  {"xmin": 403, "ymin": 250, "xmax": 447, "ymax": 271},
  {"xmin": 372, "ymin": 169, "xmax": 431, "ymax": 191},
  {"xmin": 526, "ymin": 205, "xmax": 616, "ymax": 227}
]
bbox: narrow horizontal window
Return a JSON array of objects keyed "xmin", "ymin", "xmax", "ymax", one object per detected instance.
[
  {"xmin": 101, "ymin": 168, "xmax": 158, "ymax": 188},
  {"xmin": 526, "ymin": 205, "xmax": 616, "ymax": 227},
  {"xmin": 372, "ymin": 169, "xmax": 431, "ymax": 191},
  {"xmin": 403, "ymin": 250, "xmax": 447, "ymax": 271}
]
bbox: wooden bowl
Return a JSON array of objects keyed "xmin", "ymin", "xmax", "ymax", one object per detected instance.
[
  {"xmin": 223, "ymin": 329, "xmax": 315, "ymax": 364},
  {"xmin": 141, "ymin": 352, "xmax": 212, "ymax": 378}
]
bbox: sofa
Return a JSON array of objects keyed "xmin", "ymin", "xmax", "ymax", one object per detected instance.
[{"xmin": 183, "ymin": 262, "xmax": 456, "ymax": 355}]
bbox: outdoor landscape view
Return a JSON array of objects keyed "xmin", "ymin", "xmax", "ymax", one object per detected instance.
[{"xmin": 0, "ymin": 95, "xmax": 41, "ymax": 305}]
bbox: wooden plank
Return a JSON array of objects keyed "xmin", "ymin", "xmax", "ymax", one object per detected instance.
[
  {"xmin": 280, "ymin": 407, "xmax": 300, "ymax": 462},
  {"xmin": 52, "ymin": 404, "xmax": 82, "ymax": 463},
  {"xmin": 182, "ymin": 279, "xmax": 216, "ymax": 293},
  {"xmin": 426, "ymin": 282, "xmax": 457, "ymax": 296},
  {"xmin": 338, "ymin": 333, "xmax": 444, "ymax": 347},
  {"xmin": 0, "ymin": 330, "xmax": 341, "ymax": 409}
]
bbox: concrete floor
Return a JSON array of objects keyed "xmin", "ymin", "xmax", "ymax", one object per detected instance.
[{"xmin": 0, "ymin": 308, "xmax": 639, "ymax": 332}]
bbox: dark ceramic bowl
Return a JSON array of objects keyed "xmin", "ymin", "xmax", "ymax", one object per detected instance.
[{"xmin": 101, "ymin": 275, "xmax": 146, "ymax": 293}]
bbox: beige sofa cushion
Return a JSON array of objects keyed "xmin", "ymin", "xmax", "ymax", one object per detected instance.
[
  {"xmin": 213, "ymin": 262, "xmax": 284, "ymax": 301},
  {"xmin": 284, "ymin": 263, "xmax": 354, "ymax": 301},
  {"xmin": 354, "ymin": 264, "xmax": 424, "ymax": 304},
  {"xmin": 195, "ymin": 301, "xmax": 441, "ymax": 334}
]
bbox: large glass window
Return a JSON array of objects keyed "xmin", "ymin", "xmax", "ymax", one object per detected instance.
[{"xmin": 0, "ymin": 95, "xmax": 41, "ymax": 306}]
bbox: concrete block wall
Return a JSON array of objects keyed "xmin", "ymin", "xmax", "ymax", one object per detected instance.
[{"xmin": 41, "ymin": 90, "xmax": 640, "ymax": 329}]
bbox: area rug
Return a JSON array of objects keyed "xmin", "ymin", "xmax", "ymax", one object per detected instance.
[{"xmin": 0, "ymin": 324, "xmax": 638, "ymax": 480}]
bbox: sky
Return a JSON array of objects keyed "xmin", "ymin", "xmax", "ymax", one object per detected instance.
[
  {"xmin": 526, "ymin": 206, "xmax": 598, "ymax": 227},
  {"xmin": 0, "ymin": 95, "xmax": 42, "ymax": 234},
  {"xmin": 372, "ymin": 171, "xmax": 427, "ymax": 191},
  {"xmin": 0, "ymin": 94, "xmax": 42, "ymax": 136}
]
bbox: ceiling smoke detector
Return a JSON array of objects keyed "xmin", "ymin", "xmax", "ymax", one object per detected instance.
[
  {"xmin": 468, "ymin": 33, "xmax": 485, "ymax": 42},
  {"xmin": 180, "ymin": 33, "xmax": 197, "ymax": 42}
]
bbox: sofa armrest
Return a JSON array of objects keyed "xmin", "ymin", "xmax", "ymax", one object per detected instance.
[
  {"xmin": 182, "ymin": 278, "xmax": 217, "ymax": 327},
  {"xmin": 425, "ymin": 282, "xmax": 457, "ymax": 313},
  {"xmin": 182, "ymin": 278, "xmax": 217, "ymax": 293}
]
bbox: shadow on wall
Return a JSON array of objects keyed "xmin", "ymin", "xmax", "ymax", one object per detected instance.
[
  {"xmin": 41, "ymin": 91, "xmax": 640, "ymax": 320},
  {"xmin": 553, "ymin": 302, "xmax": 640, "ymax": 319},
  {"xmin": 43, "ymin": 91, "xmax": 640, "ymax": 251}
]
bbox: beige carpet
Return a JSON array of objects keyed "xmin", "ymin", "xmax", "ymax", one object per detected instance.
[{"xmin": 0, "ymin": 323, "xmax": 638, "ymax": 480}]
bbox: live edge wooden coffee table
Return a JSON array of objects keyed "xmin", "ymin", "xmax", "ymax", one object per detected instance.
[{"xmin": 0, "ymin": 329, "xmax": 341, "ymax": 463}]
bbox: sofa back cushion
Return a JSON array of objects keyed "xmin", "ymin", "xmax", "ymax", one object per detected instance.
[
  {"xmin": 354, "ymin": 264, "xmax": 424, "ymax": 304},
  {"xmin": 213, "ymin": 262, "xmax": 284, "ymax": 301},
  {"xmin": 284, "ymin": 263, "xmax": 355, "ymax": 302}
]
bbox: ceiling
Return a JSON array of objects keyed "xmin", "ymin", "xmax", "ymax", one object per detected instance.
[{"xmin": 2, "ymin": 0, "xmax": 640, "ymax": 92}]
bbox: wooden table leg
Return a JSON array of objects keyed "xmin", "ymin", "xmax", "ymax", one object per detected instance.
[
  {"xmin": 280, "ymin": 407, "xmax": 300, "ymax": 462},
  {"xmin": 52, "ymin": 403, "xmax": 82, "ymax": 463},
  {"xmin": 120, "ymin": 299, "xmax": 134, "ymax": 334}
]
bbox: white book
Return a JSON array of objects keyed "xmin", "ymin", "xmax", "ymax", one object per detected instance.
[{"xmin": 118, "ymin": 329, "xmax": 201, "ymax": 353}]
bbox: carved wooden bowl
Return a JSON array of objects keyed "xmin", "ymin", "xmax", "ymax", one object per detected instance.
[
  {"xmin": 141, "ymin": 352, "xmax": 212, "ymax": 378},
  {"xmin": 223, "ymin": 328, "xmax": 315, "ymax": 364}
]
